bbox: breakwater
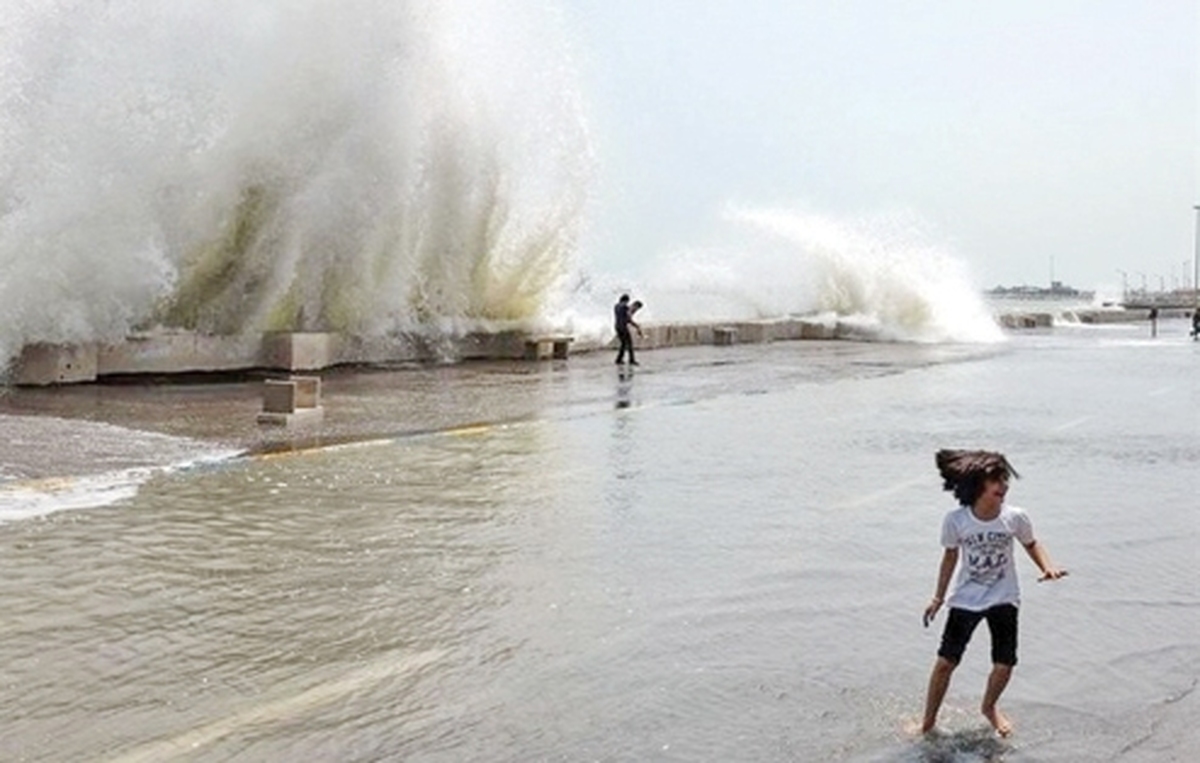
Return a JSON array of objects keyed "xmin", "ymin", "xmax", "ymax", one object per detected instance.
[
  {"xmin": 6, "ymin": 317, "xmax": 843, "ymax": 385},
  {"xmin": 6, "ymin": 308, "xmax": 1185, "ymax": 386},
  {"xmin": 996, "ymin": 306, "xmax": 1192, "ymax": 329}
]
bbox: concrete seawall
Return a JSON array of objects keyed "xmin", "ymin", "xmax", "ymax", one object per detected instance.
[
  {"xmin": 7, "ymin": 317, "xmax": 846, "ymax": 386},
  {"xmin": 996, "ymin": 306, "xmax": 1193, "ymax": 329},
  {"xmin": 6, "ymin": 308, "xmax": 1192, "ymax": 386}
]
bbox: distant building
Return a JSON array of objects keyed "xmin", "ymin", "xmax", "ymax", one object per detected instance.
[{"xmin": 985, "ymin": 281, "xmax": 1094, "ymax": 300}]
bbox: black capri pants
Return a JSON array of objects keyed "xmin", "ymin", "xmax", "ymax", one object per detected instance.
[{"xmin": 937, "ymin": 604, "xmax": 1019, "ymax": 667}]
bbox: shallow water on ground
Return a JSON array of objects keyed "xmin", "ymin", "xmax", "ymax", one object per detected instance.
[{"xmin": 0, "ymin": 320, "xmax": 1196, "ymax": 761}]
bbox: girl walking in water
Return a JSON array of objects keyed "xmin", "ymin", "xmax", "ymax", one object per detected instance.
[{"xmin": 920, "ymin": 449, "xmax": 1068, "ymax": 737}]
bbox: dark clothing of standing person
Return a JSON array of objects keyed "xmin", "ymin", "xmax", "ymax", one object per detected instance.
[
  {"xmin": 614, "ymin": 294, "xmax": 638, "ymax": 365},
  {"xmin": 1191, "ymin": 310, "xmax": 1199, "ymax": 340}
]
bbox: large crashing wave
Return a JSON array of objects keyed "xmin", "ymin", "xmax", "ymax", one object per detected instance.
[
  {"xmin": 0, "ymin": 0, "xmax": 592, "ymax": 365},
  {"xmin": 612, "ymin": 206, "xmax": 1003, "ymax": 344}
]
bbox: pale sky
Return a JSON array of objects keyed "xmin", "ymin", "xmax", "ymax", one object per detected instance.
[{"xmin": 562, "ymin": 1, "xmax": 1197, "ymax": 292}]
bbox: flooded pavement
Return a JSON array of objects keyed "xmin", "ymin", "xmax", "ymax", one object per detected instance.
[{"xmin": 0, "ymin": 325, "xmax": 1196, "ymax": 761}]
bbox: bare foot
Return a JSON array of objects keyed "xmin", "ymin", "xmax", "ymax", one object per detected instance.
[{"xmin": 982, "ymin": 706, "xmax": 1013, "ymax": 737}]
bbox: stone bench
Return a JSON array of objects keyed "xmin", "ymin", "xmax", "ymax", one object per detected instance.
[{"xmin": 523, "ymin": 335, "xmax": 574, "ymax": 361}]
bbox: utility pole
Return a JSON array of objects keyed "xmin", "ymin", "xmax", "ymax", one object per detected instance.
[{"xmin": 1193, "ymin": 205, "xmax": 1200, "ymax": 308}]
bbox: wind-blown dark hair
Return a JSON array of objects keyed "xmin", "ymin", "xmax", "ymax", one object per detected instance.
[{"xmin": 935, "ymin": 449, "xmax": 1019, "ymax": 507}]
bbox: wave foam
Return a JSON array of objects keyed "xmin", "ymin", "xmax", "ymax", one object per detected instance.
[
  {"xmin": 0, "ymin": 1, "xmax": 591, "ymax": 367},
  {"xmin": 562, "ymin": 206, "xmax": 1003, "ymax": 344}
]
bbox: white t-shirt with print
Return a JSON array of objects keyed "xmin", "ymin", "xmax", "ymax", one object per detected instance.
[{"xmin": 941, "ymin": 504, "xmax": 1035, "ymax": 611}]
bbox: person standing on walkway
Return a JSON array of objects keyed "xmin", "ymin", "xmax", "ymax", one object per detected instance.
[{"xmin": 614, "ymin": 294, "xmax": 641, "ymax": 365}]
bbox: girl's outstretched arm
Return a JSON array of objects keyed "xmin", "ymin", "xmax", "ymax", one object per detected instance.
[
  {"xmin": 1023, "ymin": 540, "xmax": 1068, "ymax": 581},
  {"xmin": 923, "ymin": 548, "xmax": 958, "ymax": 626}
]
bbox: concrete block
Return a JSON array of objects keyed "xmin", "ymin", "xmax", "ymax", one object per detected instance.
[
  {"xmin": 292, "ymin": 376, "xmax": 321, "ymax": 409},
  {"xmin": 522, "ymin": 336, "xmax": 573, "ymax": 361},
  {"xmin": 334, "ymin": 333, "xmax": 420, "ymax": 364},
  {"xmin": 638, "ymin": 325, "xmax": 664, "ymax": 349},
  {"xmin": 799, "ymin": 320, "xmax": 835, "ymax": 339},
  {"xmin": 668, "ymin": 325, "xmax": 692, "ymax": 347},
  {"xmin": 997, "ymin": 313, "xmax": 1053, "ymax": 329},
  {"xmin": 261, "ymin": 377, "xmax": 321, "ymax": 413},
  {"xmin": 261, "ymin": 332, "xmax": 335, "ymax": 371},
  {"xmin": 523, "ymin": 340, "xmax": 551, "ymax": 361},
  {"xmin": 262, "ymin": 380, "xmax": 299, "ymax": 413},
  {"xmin": 733, "ymin": 322, "xmax": 769, "ymax": 343},
  {"xmin": 1076, "ymin": 309, "xmax": 1143, "ymax": 325},
  {"xmin": 661, "ymin": 325, "xmax": 675, "ymax": 348},
  {"xmin": 98, "ymin": 332, "xmax": 261, "ymax": 375},
  {"xmin": 12, "ymin": 343, "xmax": 99, "ymax": 386},
  {"xmin": 457, "ymin": 330, "xmax": 527, "ymax": 360},
  {"xmin": 713, "ymin": 327, "xmax": 738, "ymax": 346},
  {"xmin": 656, "ymin": 323, "xmax": 704, "ymax": 348},
  {"xmin": 766, "ymin": 319, "xmax": 797, "ymax": 341},
  {"xmin": 258, "ymin": 376, "xmax": 322, "ymax": 426},
  {"xmin": 636, "ymin": 323, "xmax": 706, "ymax": 349},
  {"xmin": 256, "ymin": 407, "xmax": 324, "ymax": 427}
]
